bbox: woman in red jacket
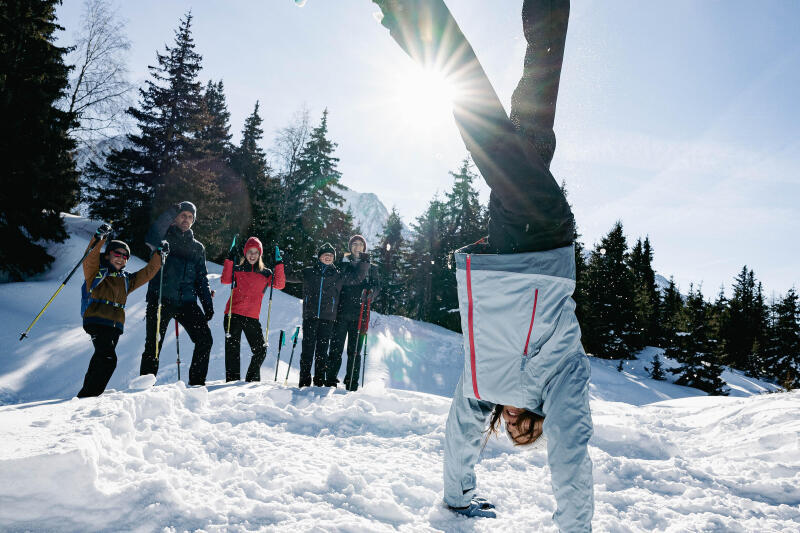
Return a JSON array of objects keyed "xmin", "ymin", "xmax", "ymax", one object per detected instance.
[{"xmin": 221, "ymin": 236, "xmax": 285, "ymax": 382}]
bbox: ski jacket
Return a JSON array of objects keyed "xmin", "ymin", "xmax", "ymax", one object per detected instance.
[
  {"xmin": 336, "ymin": 254, "xmax": 381, "ymax": 320},
  {"xmin": 287, "ymin": 260, "xmax": 369, "ymax": 321},
  {"xmin": 81, "ymin": 238, "xmax": 161, "ymax": 332},
  {"xmin": 221, "ymin": 260, "xmax": 286, "ymax": 319},
  {"xmin": 145, "ymin": 224, "xmax": 213, "ymax": 313},
  {"xmin": 446, "ymin": 241, "xmax": 593, "ymax": 532}
]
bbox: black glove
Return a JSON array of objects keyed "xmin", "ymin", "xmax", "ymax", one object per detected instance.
[
  {"xmin": 157, "ymin": 240, "xmax": 170, "ymax": 256},
  {"xmin": 227, "ymin": 243, "xmax": 239, "ymax": 262},
  {"xmin": 204, "ymin": 307, "xmax": 214, "ymax": 322},
  {"xmin": 360, "ymin": 252, "xmax": 370, "ymax": 263},
  {"xmin": 95, "ymin": 223, "xmax": 112, "ymax": 239}
]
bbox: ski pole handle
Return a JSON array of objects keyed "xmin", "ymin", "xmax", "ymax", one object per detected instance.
[{"xmin": 274, "ymin": 329, "xmax": 285, "ymax": 381}]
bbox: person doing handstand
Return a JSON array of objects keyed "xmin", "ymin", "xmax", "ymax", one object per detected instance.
[{"xmin": 373, "ymin": 1, "xmax": 592, "ymax": 530}]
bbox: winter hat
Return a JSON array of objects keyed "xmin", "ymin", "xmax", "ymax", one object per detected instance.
[
  {"xmin": 105, "ymin": 240, "xmax": 131, "ymax": 257},
  {"xmin": 176, "ymin": 201, "xmax": 197, "ymax": 219},
  {"xmin": 348, "ymin": 234, "xmax": 367, "ymax": 252},
  {"xmin": 317, "ymin": 242, "xmax": 336, "ymax": 260},
  {"xmin": 244, "ymin": 236, "xmax": 263, "ymax": 256}
]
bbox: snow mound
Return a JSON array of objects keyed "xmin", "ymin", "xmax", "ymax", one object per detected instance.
[{"xmin": 1, "ymin": 384, "xmax": 798, "ymax": 531}]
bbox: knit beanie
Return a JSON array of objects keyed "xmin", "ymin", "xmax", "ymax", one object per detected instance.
[
  {"xmin": 244, "ymin": 236, "xmax": 263, "ymax": 256},
  {"xmin": 317, "ymin": 242, "xmax": 336, "ymax": 260},
  {"xmin": 177, "ymin": 201, "xmax": 197, "ymax": 219},
  {"xmin": 105, "ymin": 240, "xmax": 131, "ymax": 256},
  {"xmin": 348, "ymin": 234, "xmax": 367, "ymax": 252}
]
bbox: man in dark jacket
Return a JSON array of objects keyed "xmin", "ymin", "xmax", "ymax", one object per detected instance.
[
  {"xmin": 327, "ymin": 235, "xmax": 381, "ymax": 390},
  {"xmin": 140, "ymin": 201, "xmax": 215, "ymax": 386},
  {"xmin": 286, "ymin": 243, "xmax": 369, "ymax": 387}
]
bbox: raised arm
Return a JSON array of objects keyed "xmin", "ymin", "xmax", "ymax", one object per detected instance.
[
  {"xmin": 341, "ymin": 255, "xmax": 370, "ymax": 287},
  {"xmin": 270, "ymin": 262, "xmax": 286, "ymax": 290},
  {"xmin": 82, "ymin": 237, "xmax": 105, "ymax": 285},
  {"xmin": 129, "ymin": 251, "xmax": 163, "ymax": 293},
  {"xmin": 144, "ymin": 207, "xmax": 178, "ymax": 251},
  {"xmin": 542, "ymin": 354, "xmax": 594, "ymax": 533}
]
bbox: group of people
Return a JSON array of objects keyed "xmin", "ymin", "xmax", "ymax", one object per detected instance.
[
  {"xmin": 77, "ymin": 199, "xmax": 379, "ymax": 398},
  {"xmin": 77, "ymin": 0, "xmax": 594, "ymax": 529}
]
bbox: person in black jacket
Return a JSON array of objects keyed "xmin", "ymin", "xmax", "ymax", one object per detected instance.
[
  {"xmin": 327, "ymin": 235, "xmax": 381, "ymax": 390},
  {"xmin": 140, "ymin": 201, "xmax": 215, "ymax": 386},
  {"xmin": 286, "ymin": 243, "xmax": 369, "ymax": 388}
]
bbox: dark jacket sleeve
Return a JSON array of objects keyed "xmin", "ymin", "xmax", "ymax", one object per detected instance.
[
  {"xmin": 283, "ymin": 266, "xmax": 305, "ymax": 284},
  {"xmin": 340, "ymin": 259, "xmax": 369, "ymax": 287},
  {"xmin": 367, "ymin": 263, "xmax": 382, "ymax": 300},
  {"xmin": 145, "ymin": 207, "xmax": 179, "ymax": 251},
  {"xmin": 194, "ymin": 245, "xmax": 213, "ymax": 311}
]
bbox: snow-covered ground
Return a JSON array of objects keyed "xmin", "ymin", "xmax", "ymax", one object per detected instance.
[{"xmin": 1, "ymin": 215, "xmax": 798, "ymax": 532}]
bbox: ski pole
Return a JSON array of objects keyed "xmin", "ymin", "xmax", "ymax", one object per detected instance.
[
  {"xmin": 274, "ymin": 329, "xmax": 285, "ymax": 381},
  {"xmin": 154, "ymin": 248, "xmax": 169, "ymax": 361},
  {"xmin": 348, "ymin": 289, "xmax": 368, "ymax": 390},
  {"xmin": 19, "ymin": 226, "xmax": 111, "ymax": 341},
  {"xmin": 283, "ymin": 325, "xmax": 301, "ymax": 385},
  {"xmin": 175, "ymin": 320, "xmax": 181, "ymax": 382},
  {"xmin": 263, "ymin": 271, "xmax": 275, "ymax": 353},
  {"xmin": 361, "ymin": 290, "xmax": 374, "ymax": 388},
  {"xmin": 225, "ymin": 234, "xmax": 239, "ymax": 338}
]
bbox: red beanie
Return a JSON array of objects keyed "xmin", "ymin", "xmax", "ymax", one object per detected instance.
[{"xmin": 244, "ymin": 236, "xmax": 263, "ymax": 257}]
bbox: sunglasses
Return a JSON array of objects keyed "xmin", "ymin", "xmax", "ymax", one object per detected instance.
[{"xmin": 110, "ymin": 250, "xmax": 129, "ymax": 260}]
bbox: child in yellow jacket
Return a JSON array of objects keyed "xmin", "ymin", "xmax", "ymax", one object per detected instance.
[{"xmin": 78, "ymin": 224, "xmax": 166, "ymax": 397}]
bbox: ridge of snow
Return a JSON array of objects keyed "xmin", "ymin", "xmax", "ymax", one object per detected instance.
[{"xmin": 1, "ymin": 214, "xmax": 795, "ymax": 532}]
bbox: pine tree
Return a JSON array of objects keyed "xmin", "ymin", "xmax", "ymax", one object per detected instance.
[
  {"xmin": 669, "ymin": 285, "xmax": 728, "ymax": 395},
  {"xmin": 628, "ymin": 237, "xmax": 661, "ymax": 348},
  {"xmin": 573, "ymin": 236, "xmax": 589, "ymax": 327},
  {"xmin": 197, "ymin": 80, "xmax": 233, "ymax": 160},
  {"xmin": 233, "ymin": 101, "xmax": 281, "ymax": 252},
  {"xmin": 660, "ymin": 277, "xmax": 684, "ymax": 349},
  {"xmin": 402, "ymin": 198, "xmax": 446, "ymax": 323},
  {"xmin": 582, "ymin": 222, "xmax": 637, "ymax": 358},
  {"xmin": 645, "ymin": 352, "xmax": 666, "ymax": 381},
  {"xmin": 280, "ymin": 109, "xmax": 354, "ymax": 296},
  {"xmin": 85, "ymin": 12, "xmax": 205, "ymax": 256},
  {"xmin": 374, "ymin": 208, "xmax": 407, "ymax": 315},
  {"xmin": 0, "ymin": 0, "xmax": 79, "ymax": 279},
  {"xmin": 437, "ymin": 159, "xmax": 488, "ymax": 330},
  {"xmin": 765, "ymin": 288, "xmax": 800, "ymax": 389},
  {"xmin": 720, "ymin": 266, "xmax": 767, "ymax": 375}
]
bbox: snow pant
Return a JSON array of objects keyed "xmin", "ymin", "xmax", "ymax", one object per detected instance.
[
  {"xmin": 376, "ymin": 0, "xmax": 574, "ymax": 254},
  {"xmin": 224, "ymin": 314, "xmax": 267, "ymax": 382},
  {"xmin": 140, "ymin": 301, "xmax": 213, "ymax": 386},
  {"xmin": 298, "ymin": 317, "xmax": 334, "ymax": 387},
  {"xmin": 77, "ymin": 324, "xmax": 122, "ymax": 398},
  {"xmin": 444, "ymin": 354, "xmax": 593, "ymax": 532},
  {"xmin": 327, "ymin": 316, "xmax": 364, "ymax": 390}
]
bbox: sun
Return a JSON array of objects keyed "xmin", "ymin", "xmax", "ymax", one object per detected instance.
[{"xmin": 395, "ymin": 64, "xmax": 461, "ymax": 118}]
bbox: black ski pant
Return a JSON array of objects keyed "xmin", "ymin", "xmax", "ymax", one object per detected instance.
[
  {"xmin": 140, "ymin": 301, "xmax": 213, "ymax": 386},
  {"xmin": 328, "ymin": 316, "xmax": 364, "ymax": 390},
  {"xmin": 224, "ymin": 314, "xmax": 267, "ymax": 382},
  {"xmin": 377, "ymin": 0, "xmax": 573, "ymax": 254},
  {"xmin": 298, "ymin": 317, "xmax": 334, "ymax": 387},
  {"xmin": 77, "ymin": 324, "xmax": 122, "ymax": 398}
]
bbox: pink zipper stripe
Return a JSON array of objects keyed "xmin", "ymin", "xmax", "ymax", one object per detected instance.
[
  {"xmin": 523, "ymin": 288, "xmax": 539, "ymax": 356},
  {"xmin": 466, "ymin": 255, "xmax": 480, "ymax": 399}
]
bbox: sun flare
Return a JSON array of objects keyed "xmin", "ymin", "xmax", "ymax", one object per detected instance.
[{"xmin": 392, "ymin": 64, "xmax": 461, "ymax": 121}]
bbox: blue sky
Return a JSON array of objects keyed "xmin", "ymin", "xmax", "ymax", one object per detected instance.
[{"xmin": 56, "ymin": 0, "xmax": 799, "ymax": 297}]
